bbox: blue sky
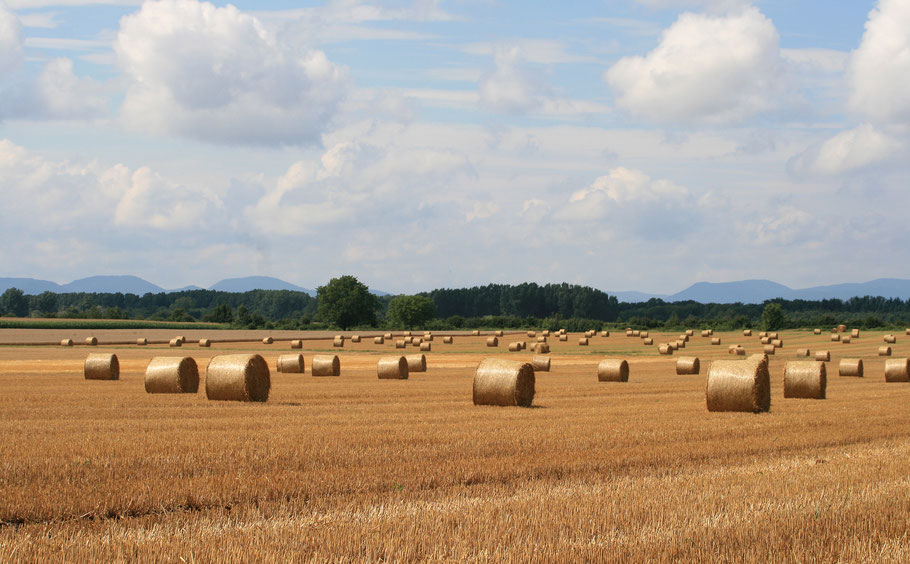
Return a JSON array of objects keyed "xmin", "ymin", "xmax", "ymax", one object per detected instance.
[{"xmin": 1, "ymin": 0, "xmax": 908, "ymax": 294}]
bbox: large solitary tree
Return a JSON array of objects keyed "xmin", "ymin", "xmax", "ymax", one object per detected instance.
[
  {"xmin": 316, "ymin": 275, "xmax": 379, "ymax": 329},
  {"xmin": 386, "ymin": 294, "xmax": 436, "ymax": 329},
  {"xmin": 761, "ymin": 302, "xmax": 785, "ymax": 331}
]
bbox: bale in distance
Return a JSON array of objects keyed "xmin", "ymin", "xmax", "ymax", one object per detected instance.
[
  {"xmin": 384, "ymin": 333, "xmax": 393, "ymax": 340},
  {"xmin": 878, "ymin": 346, "xmax": 892, "ymax": 357},
  {"xmin": 532, "ymin": 355, "xmax": 550, "ymax": 372},
  {"xmin": 701, "ymin": 330, "xmax": 711, "ymax": 338},
  {"xmin": 814, "ymin": 329, "xmax": 822, "ymax": 335},
  {"xmin": 601, "ymin": 330, "xmax": 610, "ymax": 337},
  {"xmin": 205, "ymin": 354, "xmax": 269, "ymax": 402},
  {"xmin": 676, "ymin": 356, "xmax": 700, "ymax": 375},
  {"xmin": 670, "ymin": 342, "xmax": 679, "ymax": 351},
  {"xmin": 706, "ymin": 354, "xmax": 770, "ymax": 413},
  {"xmin": 906, "ymin": 328, "xmax": 910, "ymax": 336},
  {"xmin": 838, "ymin": 359, "xmax": 863, "ymax": 378},
  {"xmin": 508, "ymin": 342, "xmax": 521, "ymax": 352},
  {"xmin": 759, "ymin": 331, "xmax": 768, "ymax": 338},
  {"xmin": 537, "ymin": 336, "xmax": 547, "ymax": 343},
  {"xmin": 711, "ymin": 337, "xmax": 721, "ymax": 345},
  {"xmin": 290, "ymin": 339, "xmax": 302, "ymax": 349},
  {"xmin": 763, "ymin": 344, "xmax": 776, "ymax": 355},
  {"xmin": 640, "ymin": 331, "xmax": 649, "ymax": 339},
  {"xmin": 761, "ymin": 337, "xmax": 772, "ymax": 345},
  {"xmin": 333, "ymin": 335, "xmax": 345, "ymax": 347},
  {"xmin": 472, "ymin": 330, "xmax": 480, "ymax": 336},
  {"xmin": 837, "ymin": 324, "xmax": 847, "ymax": 333},
  {"xmin": 527, "ymin": 331, "xmax": 537, "ymax": 338},
  {"xmin": 851, "ymin": 329, "xmax": 860, "ymax": 338},
  {"xmin": 312, "ymin": 355, "xmax": 340, "ymax": 377},
  {"xmin": 169, "ymin": 338, "xmax": 182, "ymax": 348},
  {"xmin": 487, "ymin": 336, "xmax": 499, "ymax": 347},
  {"xmin": 472, "ymin": 359, "xmax": 535, "ymax": 407},
  {"xmin": 884, "ymin": 335, "xmax": 897, "ymax": 344},
  {"xmin": 841, "ymin": 336, "xmax": 852, "ymax": 344},
  {"xmin": 632, "ymin": 330, "xmax": 640, "ymax": 337},
  {"xmin": 598, "ymin": 359, "xmax": 629, "ymax": 382},
  {"xmin": 411, "ymin": 337, "xmax": 423, "ymax": 346},
  {"xmin": 276, "ymin": 354, "xmax": 305, "ymax": 373},
  {"xmin": 85, "ymin": 337, "xmax": 98, "ymax": 346},
  {"xmin": 351, "ymin": 335, "xmax": 361, "ymax": 343},
  {"xmin": 559, "ymin": 329, "xmax": 567, "ymax": 335},
  {"xmin": 815, "ymin": 350, "xmax": 830, "ymax": 362},
  {"xmin": 199, "ymin": 338, "xmax": 211, "ymax": 348},
  {"xmin": 61, "ymin": 339, "xmax": 73, "ymax": 347},
  {"xmin": 643, "ymin": 338, "xmax": 654, "ymax": 345},
  {"xmin": 680, "ymin": 335, "xmax": 689, "ymax": 342},
  {"xmin": 145, "ymin": 357, "xmax": 199, "ymax": 393},
  {"xmin": 262, "ymin": 337, "xmax": 273, "ymax": 345},
  {"xmin": 831, "ymin": 334, "xmax": 840, "ymax": 342},
  {"xmin": 626, "ymin": 330, "xmax": 634, "ymax": 337},
  {"xmin": 443, "ymin": 336, "xmax": 453, "ymax": 344},
  {"xmin": 659, "ymin": 344, "xmax": 673, "ymax": 355},
  {"xmin": 84, "ymin": 353, "xmax": 119, "ymax": 380},
  {"xmin": 772, "ymin": 339, "xmax": 783, "ymax": 348},
  {"xmin": 743, "ymin": 329, "xmax": 752, "ymax": 337},
  {"xmin": 559, "ymin": 334, "xmax": 568, "ymax": 342},
  {"xmin": 784, "ymin": 361, "xmax": 826, "ymax": 399},
  {"xmin": 137, "ymin": 338, "xmax": 148, "ymax": 346},
  {"xmin": 378, "ymin": 356, "xmax": 408, "ymax": 380},
  {"xmin": 404, "ymin": 331, "xmax": 412, "ymax": 337},
  {"xmin": 374, "ymin": 336, "xmax": 385, "ymax": 345},
  {"xmin": 518, "ymin": 341, "xmax": 527, "ymax": 350},
  {"xmin": 676, "ymin": 340, "xmax": 686, "ymax": 349},
  {"xmin": 578, "ymin": 337, "xmax": 589, "ymax": 346},
  {"xmin": 423, "ymin": 335, "xmax": 433, "ymax": 342},
  {"xmin": 730, "ymin": 346, "xmax": 746, "ymax": 356},
  {"xmin": 494, "ymin": 330, "xmax": 504, "ymax": 337},
  {"xmin": 534, "ymin": 342, "xmax": 550, "ymax": 354},
  {"xmin": 796, "ymin": 348, "xmax": 810, "ymax": 357},
  {"xmin": 420, "ymin": 342, "xmax": 431, "ymax": 352},
  {"xmin": 404, "ymin": 336, "xmax": 413, "ymax": 344},
  {"xmin": 542, "ymin": 330, "xmax": 550, "ymax": 337},
  {"xmin": 884, "ymin": 358, "xmax": 909, "ymax": 383},
  {"xmin": 769, "ymin": 333, "xmax": 779, "ymax": 340},
  {"xmin": 406, "ymin": 354, "xmax": 426, "ymax": 373},
  {"xmin": 686, "ymin": 330, "xmax": 695, "ymax": 337},
  {"xmin": 395, "ymin": 339, "xmax": 406, "ymax": 349}
]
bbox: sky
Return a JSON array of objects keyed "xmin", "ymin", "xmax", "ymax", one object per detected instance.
[{"xmin": 0, "ymin": 0, "xmax": 908, "ymax": 294}]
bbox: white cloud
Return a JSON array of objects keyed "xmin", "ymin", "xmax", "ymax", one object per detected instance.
[
  {"xmin": 605, "ymin": 7, "xmax": 785, "ymax": 124},
  {"xmin": 788, "ymin": 123, "xmax": 902, "ymax": 176},
  {"xmin": 0, "ymin": 1, "xmax": 22, "ymax": 76},
  {"xmin": 478, "ymin": 46, "xmax": 547, "ymax": 114},
  {"xmin": 114, "ymin": 166, "xmax": 215, "ymax": 230},
  {"xmin": 115, "ymin": 0, "xmax": 347, "ymax": 145},
  {"xmin": 848, "ymin": 0, "xmax": 910, "ymax": 124},
  {"xmin": 635, "ymin": 0, "xmax": 750, "ymax": 11}
]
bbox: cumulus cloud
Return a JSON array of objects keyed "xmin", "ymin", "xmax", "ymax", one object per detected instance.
[
  {"xmin": 116, "ymin": 0, "xmax": 347, "ymax": 145},
  {"xmin": 0, "ymin": 2, "xmax": 21, "ymax": 76},
  {"xmin": 605, "ymin": 7, "xmax": 785, "ymax": 124},
  {"xmin": 478, "ymin": 46, "xmax": 548, "ymax": 114},
  {"xmin": 848, "ymin": 0, "xmax": 910, "ymax": 124},
  {"xmin": 1, "ymin": 57, "xmax": 108, "ymax": 119},
  {"xmin": 788, "ymin": 124, "xmax": 902, "ymax": 176}
]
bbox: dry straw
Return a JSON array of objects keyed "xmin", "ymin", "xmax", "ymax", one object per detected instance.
[
  {"xmin": 701, "ymin": 330, "xmax": 711, "ymax": 338},
  {"xmin": 472, "ymin": 330, "xmax": 480, "ymax": 336},
  {"xmin": 796, "ymin": 348, "xmax": 810, "ymax": 357},
  {"xmin": 406, "ymin": 354, "xmax": 426, "ymax": 373},
  {"xmin": 351, "ymin": 335, "xmax": 361, "ymax": 343},
  {"xmin": 680, "ymin": 335, "xmax": 689, "ymax": 342},
  {"xmin": 772, "ymin": 339, "xmax": 783, "ymax": 348},
  {"xmin": 851, "ymin": 329, "xmax": 860, "ymax": 338},
  {"xmin": 378, "ymin": 356, "xmax": 408, "ymax": 380},
  {"xmin": 814, "ymin": 329, "xmax": 822, "ymax": 335},
  {"xmin": 598, "ymin": 359, "xmax": 629, "ymax": 382},
  {"xmin": 831, "ymin": 334, "xmax": 840, "ymax": 342},
  {"xmin": 878, "ymin": 346, "xmax": 892, "ymax": 357},
  {"xmin": 884, "ymin": 335, "xmax": 897, "ymax": 344},
  {"xmin": 542, "ymin": 330, "xmax": 550, "ymax": 337},
  {"xmin": 906, "ymin": 328, "xmax": 910, "ymax": 336},
  {"xmin": 838, "ymin": 359, "xmax": 863, "ymax": 378},
  {"xmin": 686, "ymin": 330, "xmax": 694, "ymax": 337},
  {"xmin": 643, "ymin": 338, "xmax": 654, "ymax": 345},
  {"xmin": 676, "ymin": 340, "xmax": 686, "ymax": 349},
  {"xmin": 395, "ymin": 340, "xmax": 406, "ymax": 349},
  {"xmin": 761, "ymin": 337, "xmax": 772, "ymax": 345},
  {"xmin": 559, "ymin": 334, "xmax": 568, "ymax": 342},
  {"xmin": 640, "ymin": 331, "xmax": 649, "ymax": 338},
  {"xmin": 837, "ymin": 324, "xmax": 847, "ymax": 333},
  {"xmin": 85, "ymin": 337, "xmax": 98, "ymax": 346},
  {"xmin": 534, "ymin": 342, "xmax": 550, "ymax": 354},
  {"xmin": 262, "ymin": 337, "xmax": 273, "ymax": 345},
  {"xmin": 374, "ymin": 336, "xmax": 385, "ymax": 345},
  {"xmin": 743, "ymin": 329, "xmax": 752, "ymax": 337},
  {"xmin": 659, "ymin": 344, "xmax": 673, "ymax": 355},
  {"xmin": 676, "ymin": 356, "xmax": 700, "ymax": 375},
  {"xmin": 205, "ymin": 354, "xmax": 270, "ymax": 402},
  {"xmin": 784, "ymin": 361, "xmax": 826, "ymax": 399},
  {"xmin": 578, "ymin": 337, "xmax": 589, "ymax": 346},
  {"xmin": 559, "ymin": 329, "xmax": 567, "ymax": 335},
  {"xmin": 711, "ymin": 337, "xmax": 721, "ymax": 345},
  {"xmin": 841, "ymin": 336, "xmax": 852, "ymax": 344},
  {"xmin": 420, "ymin": 342, "xmax": 431, "ymax": 352},
  {"xmin": 626, "ymin": 330, "xmax": 634, "ymax": 337},
  {"xmin": 532, "ymin": 355, "xmax": 550, "ymax": 372},
  {"xmin": 705, "ymin": 354, "xmax": 770, "ymax": 413},
  {"xmin": 333, "ymin": 335, "xmax": 344, "ymax": 347},
  {"xmin": 312, "ymin": 355, "xmax": 341, "ymax": 377},
  {"xmin": 601, "ymin": 330, "xmax": 610, "ymax": 337},
  {"xmin": 404, "ymin": 331, "xmax": 412, "ymax": 337},
  {"xmin": 412, "ymin": 337, "xmax": 423, "ymax": 346},
  {"xmin": 169, "ymin": 338, "xmax": 182, "ymax": 348},
  {"xmin": 137, "ymin": 338, "xmax": 148, "ymax": 346},
  {"xmin": 423, "ymin": 334, "xmax": 433, "ymax": 342},
  {"xmin": 815, "ymin": 350, "xmax": 830, "ymax": 362},
  {"xmin": 537, "ymin": 336, "xmax": 547, "ymax": 343},
  {"xmin": 404, "ymin": 336, "xmax": 413, "ymax": 344},
  {"xmin": 487, "ymin": 336, "xmax": 499, "ymax": 347},
  {"xmin": 472, "ymin": 359, "xmax": 535, "ymax": 407},
  {"xmin": 290, "ymin": 340, "xmax": 302, "ymax": 349},
  {"xmin": 84, "ymin": 353, "xmax": 119, "ymax": 380},
  {"xmin": 276, "ymin": 354, "xmax": 305, "ymax": 373},
  {"xmin": 884, "ymin": 358, "xmax": 909, "ymax": 382},
  {"xmin": 759, "ymin": 331, "xmax": 768, "ymax": 338},
  {"xmin": 632, "ymin": 330, "xmax": 640, "ymax": 337},
  {"xmin": 670, "ymin": 342, "xmax": 680, "ymax": 351},
  {"xmin": 494, "ymin": 330, "xmax": 504, "ymax": 337},
  {"xmin": 763, "ymin": 344, "xmax": 776, "ymax": 355},
  {"xmin": 729, "ymin": 346, "xmax": 746, "ymax": 356},
  {"xmin": 61, "ymin": 339, "xmax": 73, "ymax": 347},
  {"xmin": 145, "ymin": 357, "xmax": 199, "ymax": 394},
  {"xmin": 527, "ymin": 331, "xmax": 537, "ymax": 338},
  {"xmin": 769, "ymin": 332, "xmax": 779, "ymax": 339},
  {"xmin": 509, "ymin": 342, "xmax": 521, "ymax": 352},
  {"xmin": 199, "ymin": 339, "xmax": 211, "ymax": 348},
  {"xmin": 518, "ymin": 341, "xmax": 527, "ymax": 350},
  {"xmin": 384, "ymin": 333, "xmax": 393, "ymax": 340},
  {"xmin": 443, "ymin": 336, "xmax": 453, "ymax": 344}
]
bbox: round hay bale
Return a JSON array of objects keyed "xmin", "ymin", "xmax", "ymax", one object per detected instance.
[
  {"xmin": 884, "ymin": 358, "xmax": 909, "ymax": 383},
  {"xmin": 763, "ymin": 344, "xmax": 776, "ymax": 355},
  {"xmin": 443, "ymin": 336, "xmax": 453, "ymax": 344},
  {"xmin": 729, "ymin": 346, "xmax": 746, "ymax": 356},
  {"xmin": 632, "ymin": 330, "xmax": 640, "ymax": 337},
  {"xmin": 537, "ymin": 336, "xmax": 547, "ymax": 343},
  {"xmin": 472, "ymin": 359, "xmax": 535, "ymax": 407},
  {"xmin": 169, "ymin": 338, "xmax": 182, "ymax": 348},
  {"xmin": 559, "ymin": 329, "xmax": 567, "ymax": 335},
  {"xmin": 659, "ymin": 344, "xmax": 673, "ymax": 355},
  {"xmin": 518, "ymin": 341, "xmax": 527, "ymax": 350},
  {"xmin": 837, "ymin": 324, "xmax": 847, "ymax": 333},
  {"xmin": 411, "ymin": 337, "xmax": 423, "ymax": 346},
  {"xmin": 423, "ymin": 335, "xmax": 433, "ymax": 342},
  {"xmin": 276, "ymin": 354, "xmax": 304, "ymax": 374},
  {"xmin": 136, "ymin": 338, "xmax": 148, "ymax": 346},
  {"xmin": 559, "ymin": 334, "xmax": 568, "ymax": 342},
  {"xmin": 643, "ymin": 338, "xmax": 654, "ymax": 345},
  {"xmin": 601, "ymin": 330, "xmax": 610, "ymax": 337},
  {"xmin": 404, "ymin": 336, "xmax": 413, "ymax": 344},
  {"xmin": 508, "ymin": 342, "xmax": 521, "ymax": 352},
  {"xmin": 626, "ymin": 330, "xmax": 634, "ymax": 337},
  {"xmin": 312, "ymin": 355, "xmax": 340, "ymax": 377},
  {"xmin": 796, "ymin": 348, "xmax": 810, "ymax": 357},
  {"xmin": 542, "ymin": 330, "xmax": 550, "ymax": 337},
  {"xmin": 472, "ymin": 330, "xmax": 480, "ymax": 336},
  {"xmin": 906, "ymin": 328, "xmax": 910, "ymax": 336},
  {"xmin": 333, "ymin": 335, "xmax": 344, "ymax": 347},
  {"xmin": 815, "ymin": 350, "xmax": 830, "ymax": 362},
  {"xmin": 679, "ymin": 335, "xmax": 689, "ymax": 342},
  {"xmin": 586, "ymin": 330, "xmax": 596, "ymax": 338},
  {"xmin": 494, "ymin": 330, "xmax": 504, "ymax": 337},
  {"xmin": 145, "ymin": 357, "xmax": 199, "ymax": 394},
  {"xmin": 84, "ymin": 353, "xmax": 119, "ymax": 380},
  {"xmin": 532, "ymin": 355, "xmax": 550, "ymax": 372},
  {"xmin": 669, "ymin": 342, "xmax": 679, "ymax": 351},
  {"xmin": 838, "ymin": 358, "xmax": 863, "ymax": 378},
  {"xmin": 884, "ymin": 335, "xmax": 897, "ymax": 344},
  {"xmin": 351, "ymin": 335, "xmax": 361, "ymax": 343},
  {"xmin": 878, "ymin": 346, "xmax": 892, "ymax": 357},
  {"xmin": 685, "ymin": 330, "xmax": 694, "ymax": 337},
  {"xmin": 404, "ymin": 331, "xmax": 412, "ymax": 336},
  {"xmin": 784, "ymin": 361, "xmax": 826, "ymax": 399},
  {"xmin": 290, "ymin": 339, "xmax": 302, "ymax": 349},
  {"xmin": 706, "ymin": 354, "xmax": 770, "ymax": 413},
  {"xmin": 676, "ymin": 356, "xmax": 700, "ymax": 375},
  {"xmin": 701, "ymin": 330, "xmax": 711, "ymax": 338},
  {"xmin": 205, "ymin": 354, "xmax": 270, "ymax": 402},
  {"xmin": 527, "ymin": 331, "xmax": 536, "ymax": 338},
  {"xmin": 384, "ymin": 333, "xmax": 393, "ymax": 340},
  {"xmin": 406, "ymin": 354, "xmax": 426, "ymax": 373},
  {"xmin": 597, "ymin": 359, "xmax": 629, "ymax": 382},
  {"xmin": 534, "ymin": 342, "xmax": 550, "ymax": 354},
  {"xmin": 711, "ymin": 337, "xmax": 721, "ymax": 345},
  {"xmin": 420, "ymin": 341, "xmax": 431, "ymax": 352},
  {"xmin": 85, "ymin": 337, "xmax": 98, "ymax": 346},
  {"xmin": 378, "ymin": 356, "xmax": 408, "ymax": 380},
  {"xmin": 374, "ymin": 336, "xmax": 385, "ymax": 345},
  {"xmin": 676, "ymin": 340, "xmax": 686, "ymax": 349},
  {"xmin": 768, "ymin": 333, "xmax": 779, "ymax": 340},
  {"xmin": 830, "ymin": 334, "xmax": 840, "ymax": 342},
  {"xmin": 851, "ymin": 329, "xmax": 860, "ymax": 338},
  {"xmin": 61, "ymin": 339, "xmax": 73, "ymax": 347},
  {"xmin": 761, "ymin": 337, "xmax": 771, "ymax": 345},
  {"xmin": 759, "ymin": 331, "xmax": 768, "ymax": 338},
  {"xmin": 743, "ymin": 329, "xmax": 752, "ymax": 337},
  {"xmin": 640, "ymin": 331, "xmax": 649, "ymax": 339},
  {"xmin": 395, "ymin": 340, "xmax": 406, "ymax": 349},
  {"xmin": 772, "ymin": 339, "xmax": 783, "ymax": 348},
  {"xmin": 578, "ymin": 337, "xmax": 589, "ymax": 346},
  {"xmin": 176, "ymin": 336, "xmax": 186, "ymax": 344},
  {"xmin": 841, "ymin": 336, "xmax": 852, "ymax": 344},
  {"xmin": 262, "ymin": 337, "xmax": 273, "ymax": 345},
  {"xmin": 486, "ymin": 336, "xmax": 499, "ymax": 347},
  {"xmin": 814, "ymin": 329, "xmax": 822, "ymax": 335},
  {"xmin": 199, "ymin": 339, "xmax": 211, "ymax": 348}
]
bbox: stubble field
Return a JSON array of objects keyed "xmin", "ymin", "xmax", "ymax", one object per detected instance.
[{"xmin": 1, "ymin": 328, "xmax": 909, "ymax": 562}]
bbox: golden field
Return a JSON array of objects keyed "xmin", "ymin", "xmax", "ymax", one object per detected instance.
[{"xmin": 1, "ymin": 328, "xmax": 909, "ymax": 562}]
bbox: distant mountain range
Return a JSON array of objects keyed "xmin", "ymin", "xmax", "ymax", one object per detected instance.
[{"xmin": 1, "ymin": 275, "xmax": 909, "ymax": 303}]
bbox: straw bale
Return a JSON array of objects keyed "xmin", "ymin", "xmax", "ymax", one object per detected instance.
[
  {"xmin": 711, "ymin": 337, "xmax": 721, "ymax": 345},
  {"xmin": 276, "ymin": 354, "xmax": 305, "ymax": 374},
  {"xmin": 384, "ymin": 333, "xmax": 393, "ymax": 340},
  {"xmin": 534, "ymin": 342, "xmax": 550, "ymax": 354},
  {"xmin": 838, "ymin": 358, "xmax": 863, "ymax": 378},
  {"xmin": 598, "ymin": 359, "xmax": 629, "ymax": 382},
  {"xmin": 494, "ymin": 330, "xmax": 504, "ymax": 337},
  {"xmin": 60, "ymin": 339, "xmax": 73, "ymax": 347},
  {"xmin": 831, "ymin": 334, "xmax": 840, "ymax": 342},
  {"xmin": 537, "ymin": 336, "xmax": 547, "ymax": 343},
  {"xmin": 443, "ymin": 336, "xmax": 453, "ymax": 344},
  {"xmin": 632, "ymin": 330, "xmax": 640, "ymax": 337},
  {"xmin": 527, "ymin": 331, "xmax": 537, "ymax": 338},
  {"xmin": 686, "ymin": 330, "xmax": 694, "ymax": 337},
  {"xmin": 509, "ymin": 342, "xmax": 521, "ymax": 352},
  {"xmin": 884, "ymin": 358, "xmax": 909, "ymax": 383},
  {"xmin": 472, "ymin": 330, "xmax": 480, "ymax": 336},
  {"xmin": 558, "ymin": 328, "xmax": 566, "ymax": 334},
  {"xmin": 291, "ymin": 340, "xmax": 302, "ymax": 349},
  {"xmin": 626, "ymin": 330, "xmax": 633, "ymax": 337},
  {"xmin": 395, "ymin": 340, "xmax": 406, "ymax": 349},
  {"xmin": 659, "ymin": 344, "xmax": 673, "ymax": 355},
  {"xmin": 486, "ymin": 336, "xmax": 499, "ymax": 347},
  {"xmin": 205, "ymin": 354, "xmax": 270, "ymax": 402},
  {"xmin": 351, "ymin": 335, "xmax": 361, "ymax": 343},
  {"xmin": 760, "ymin": 337, "xmax": 771, "ymax": 345},
  {"xmin": 639, "ymin": 331, "xmax": 649, "ymax": 339},
  {"xmin": 851, "ymin": 329, "xmax": 860, "ymax": 338},
  {"xmin": 532, "ymin": 355, "xmax": 550, "ymax": 372},
  {"xmin": 137, "ymin": 338, "xmax": 148, "ymax": 346},
  {"xmin": 472, "ymin": 359, "xmax": 535, "ymax": 407},
  {"xmin": 420, "ymin": 341, "xmax": 431, "ymax": 352},
  {"xmin": 729, "ymin": 346, "xmax": 745, "ymax": 356},
  {"xmin": 374, "ymin": 336, "xmax": 385, "ymax": 345},
  {"xmin": 169, "ymin": 338, "xmax": 182, "ymax": 348},
  {"xmin": 796, "ymin": 348, "xmax": 810, "ymax": 357},
  {"xmin": 333, "ymin": 335, "xmax": 344, "ymax": 347},
  {"xmin": 542, "ymin": 330, "xmax": 550, "ymax": 337},
  {"xmin": 814, "ymin": 329, "xmax": 822, "ymax": 335},
  {"xmin": 518, "ymin": 341, "xmax": 527, "ymax": 350},
  {"xmin": 705, "ymin": 354, "xmax": 770, "ymax": 413},
  {"xmin": 85, "ymin": 337, "xmax": 97, "ymax": 346},
  {"xmin": 404, "ymin": 331, "xmax": 412, "ymax": 336},
  {"xmin": 769, "ymin": 333, "xmax": 779, "ymax": 340},
  {"xmin": 411, "ymin": 338, "xmax": 423, "ymax": 347},
  {"xmin": 676, "ymin": 356, "xmax": 700, "ymax": 375},
  {"xmin": 559, "ymin": 334, "xmax": 568, "ymax": 342},
  {"xmin": 763, "ymin": 344, "xmax": 776, "ymax": 355},
  {"xmin": 878, "ymin": 346, "xmax": 892, "ymax": 357},
  {"xmin": 423, "ymin": 335, "xmax": 433, "ymax": 342},
  {"xmin": 679, "ymin": 335, "xmax": 689, "ymax": 342},
  {"xmin": 312, "ymin": 355, "xmax": 341, "ymax": 377},
  {"xmin": 601, "ymin": 331, "xmax": 610, "ymax": 337},
  {"xmin": 378, "ymin": 356, "xmax": 408, "ymax": 380},
  {"xmin": 84, "ymin": 353, "xmax": 119, "ymax": 380},
  {"xmin": 884, "ymin": 335, "xmax": 897, "ymax": 344},
  {"xmin": 676, "ymin": 340, "xmax": 686, "ymax": 349},
  {"xmin": 199, "ymin": 339, "xmax": 211, "ymax": 348},
  {"xmin": 841, "ymin": 336, "xmax": 852, "ymax": 344},
  {"xmin": 772, "ymin": 339, "xmax": 783, "ymax": 348},
  {"xmin": 643, "ymin": 338, "xmax": 654, "ymax": 345},
  {"xmin": 815, "ymin": 350, "xmax": 830, "ymax": 362},
  {"xmin": 784, "ymin": 361, "xmax": 826, "ymax": 399},
  {"xmin": 670, "ymin": 342, "xmax": 679, "ymax": 351},
  {"xmin": 837, "ymin": 324, "xmax": 847, "ymax": 333},
  {"xmin": 701, "ymin": 330, "xmax": 710, "ymax": 337},
  {"xmin": 406, "ymin": 354, "xmax": 426, "ymax": 373},
  {"xmin": 906, "ymin": 328, "xmax": 910, "ymax": 336},
  {"xmin": 743, "ymin": 330, "xmax": 752, "ymax": 336},
  {"xmin": 145, "ymin": 356, "xmax": 199, "ymax": 393},
  {"xmin": 262, "ymin": 337, "xmax": 273, "ymax": 345},
  {"xmin": 578, "ymin": 337, "xmax": 589, "ymax": 346},
  {"xmin": 404, "ymin": 336, "xmax": 413, "ymax": 344}
]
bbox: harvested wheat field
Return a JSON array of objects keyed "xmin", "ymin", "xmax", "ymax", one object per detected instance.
[{"xmin": 1, "ymin": 328, "xmax": 910, "ymax": 561}]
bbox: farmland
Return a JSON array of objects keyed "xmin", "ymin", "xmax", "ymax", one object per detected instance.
[{"xmin": 1, "ymin": 328, "xmax": 909, "ymax": 561}]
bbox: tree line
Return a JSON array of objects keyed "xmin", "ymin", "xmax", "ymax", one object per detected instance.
[{"xmin": 1, "ymin": 277, "xmax": 908, "ymax": 331}]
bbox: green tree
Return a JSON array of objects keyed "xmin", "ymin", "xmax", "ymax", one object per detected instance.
[
  {"xmin": 0, "ymin": 288, "xmax": 29, "ymax": 317},
  {"xmin": 386, "ymin": 295, "xmax": 436, "ymax": 329},
  {"xmin": 316, "ymin": 275, "xmax": 379, "ymax": 329},
  {"xmin": 235, "ymin": 305, "xmax": 251, "ymax": 327},
  {"xmin": 761, "ymin": 302, "xmax": 785, "ymax": 331},
  {"xmin": 204, "ymin": 302, "xmax": 234, "ymax": 324},
  {"xmin": 31, "ymin": 291, "xmax": 58, "ymax": 316}
]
